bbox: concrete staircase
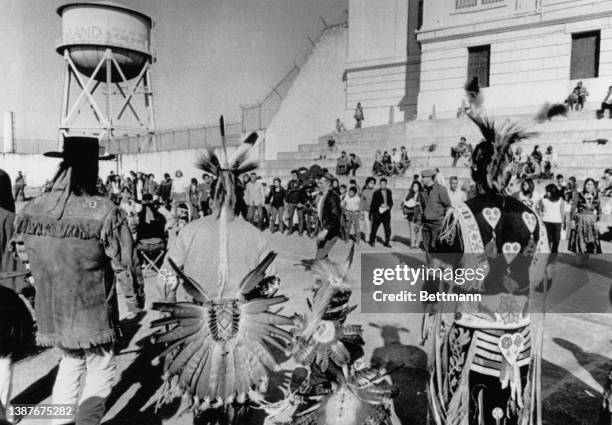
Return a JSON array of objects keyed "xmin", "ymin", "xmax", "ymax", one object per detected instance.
[{"xmin": 261, "ymin": 109, "xmax": 612, "ymax": 194}]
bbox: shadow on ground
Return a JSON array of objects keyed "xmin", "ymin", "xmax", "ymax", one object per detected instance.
[{"xmin": 369, "ymin": 324, "xmax": 428, "ymax": 425}]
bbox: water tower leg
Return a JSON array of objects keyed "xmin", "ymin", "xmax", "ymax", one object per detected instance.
[
  {"xmin": 105, "ymin": 49, "xmax": 113, "ymax": 140},
  {"xmin": 144, "ymin": 60, "xmax": 156, "ymax": 132},
  {"xmin": 59, "ymin": 50, "xmax": 72, "ymax": 147},
  {"xmin": 63, "ymin": 54, "xmax": 107, "ymax": 129}
]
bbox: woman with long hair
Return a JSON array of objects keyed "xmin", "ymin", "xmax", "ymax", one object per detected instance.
[
  {"xmin": 403, "ymin": 180, "xmax": 422, "ymax": 249},
  {"xmin": 516, "ymin": 178, "xmax": 536, "ymax": 209},
  {"xmin": 530, "ymin": 144, "xmax": 542, "ymax": 164},
  {"xmin": 538, "ymin": 183, "xmax": 564, "ymax": 255},
  {"xmin": 372, "ymin": 150, "xmax": 384, "ymax": 176},
  {"xmin": 569, "ymin": 177, "xmax": 602, "ymax": 262}
]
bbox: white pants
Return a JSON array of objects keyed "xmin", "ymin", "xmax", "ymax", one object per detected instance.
[
  {"xmin": 52, "ymin": 345, "xmax": 116, "ymax": 425},
  {"xmin": 0, "ymin": 357, "xmax": 12, "ymax": 422},
  {"xmin": 362, "ymin": 214, "xmax": 371, "ymax": 239}
]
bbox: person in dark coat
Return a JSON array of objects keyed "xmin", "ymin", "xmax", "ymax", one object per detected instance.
[
  {"xmin": 369, "ymin": 178, "xmax": 393, "ymax": 247},
  {"xmin": 285, "ymin": 170, "xmax": 305, "ymax": 235},
  {"xmin": 13, "ymin": 171, "xmax": 26, "ymax": 202},
  {"xmin": 266, "ymin": 177, "xmax": 287, "ymax": 233},
  {"xmin": 158, "ymin": 173, "xmax": 173, "ymax": 204},
  {"xmin": 0, "ymin": 169, "xmax": 34, "ymax": 423},
  {"xmin": 13, "ymin": 137, "xmax": 135, "ymax": 425},
  {"xmin": 417, "ymin": 168, "xmax": 452, "ymax": 258},
  {"xmin": 315, "ymin": 173, "xmax": 343, "ymax": 259}
]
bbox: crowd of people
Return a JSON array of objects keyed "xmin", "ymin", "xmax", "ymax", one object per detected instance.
[
  {"xmin": 11, "ymin": 140, "xmax": 612, "ymax": 265},
  {"xmin": 0, "ymin": 107, "xmax": 611, "ymax": 425}
]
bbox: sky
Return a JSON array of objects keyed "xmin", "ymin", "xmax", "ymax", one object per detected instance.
[{"xmin": 0, "ymin": 0, "xmax": 347, "ymax": 140}]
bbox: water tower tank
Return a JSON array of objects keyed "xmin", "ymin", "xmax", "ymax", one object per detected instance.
[{"xmin": 56, "ymin": 1, "xmax": 152, "ymax": 82}]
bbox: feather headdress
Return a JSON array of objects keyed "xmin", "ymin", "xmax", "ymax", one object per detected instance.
[
  {"xmin": 150, "ymin": 118, "xmax": 293, "ymax": 411},
  {"xmin": 196, "ymin": 116, "xmax": 259, "ymax": 298},
  {"xmin": 196, "ymin": 116, "xmax": 258, "ymax": 219},
  {"xmin": 300, "ymin": 242, "xmax": 356, "ymax": 323},
  {"xmin": 466, "ymin": 111, "xmax": 537, "ymax": 193},
  {"xmin": 151, "ymin": 254, "xmax": 292, "ymax": 410},
  {"xmin": 288, "ymin": 243, "xmax": 362, "ymax": 372}
]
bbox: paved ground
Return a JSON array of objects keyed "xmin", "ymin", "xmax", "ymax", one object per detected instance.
[{"xmin": 9, "ymin": 216, "xmax": 612, "ymax": 425}]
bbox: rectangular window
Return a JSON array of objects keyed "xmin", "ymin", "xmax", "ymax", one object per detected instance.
[
  {"xmin": 418, "ymin": 0, "xmax": 424, "ymax": 29},
  {"xmin": 467, "ymin": 45, "xmax": 491, "ymax": 87},
  {"xmin": 570, "ymin": 31, "xmax": 600, "ymax": 79},
  {"xmin": 456, "ymin": 0, "xmax": 477, "ymax": 9}
]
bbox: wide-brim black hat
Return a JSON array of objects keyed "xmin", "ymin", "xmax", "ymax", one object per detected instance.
[{"xmin": 44, "ymin": 136, "xmax": 116, "ymax": 161}]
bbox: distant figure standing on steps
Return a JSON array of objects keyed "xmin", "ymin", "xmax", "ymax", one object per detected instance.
[
  {"xmin": 354, "ymin": 102, "xmax": 364, "ymax": 129},
  {"xmin": 597, "ymin": 86, "xmax": 612, "ymax": 119}
]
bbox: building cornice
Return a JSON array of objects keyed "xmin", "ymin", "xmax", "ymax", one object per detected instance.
[
  {"xmin": 418, "ymin": 8, "xmax": 612, "ymax": 44},
  {"xmin": 345, "ymin": 56, "xmax": 421, "ymax": 75}
]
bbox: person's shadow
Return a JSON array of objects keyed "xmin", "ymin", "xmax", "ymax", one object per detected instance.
[
  {"xmin": 539, "ymin": 338, "xmax": 612, "ymax": 425},
  {"xmin": 103, "ymin": 329, "xmax": 179, "ymax": 425},
  {"xmin": 553, "ymin": 338, "xmax": 612, "ymax": 391},
  {"xmin": 369, "ymin": 324, "xmax": 428, "ymax": 425}
]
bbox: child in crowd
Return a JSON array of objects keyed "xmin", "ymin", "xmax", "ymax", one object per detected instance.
[{"xmin": 342, "ymin": 186, "xmax": 361, "ymax": 244}]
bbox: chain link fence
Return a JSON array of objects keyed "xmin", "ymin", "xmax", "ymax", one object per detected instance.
[
  {"xmin": 240, "ymin": 18, "xmax": 348, "ymax": 133},
  {"xmin": 8, "ymin": 138, "xmax": 59, "ymax": 154},
  {"xmin": 102, "ymin": 121, "xmax": 243, "ymax": 154}
]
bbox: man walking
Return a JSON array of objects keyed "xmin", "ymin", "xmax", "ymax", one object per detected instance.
[
  {"xmin": 285, "ymin": 170, "xmax": 305, "ymax": 235},
  {"xmin": 13, "ymin": 137, "xmax": 135, "ymax": 425},
  {"xmin": 417, "ymin": 169, "xmax": 451, "ymax": 257},
  {"xmin": 360, "ymin": 177, "xmax": 376, "ymax": 242},
  {"xmin": 266, "ymin": 177, "xmax": 286, "ymax": 233},
  {"xmin": 369, "ymin": 178, "xmax": 393, "ymax": 248},
  {"xmin": 315, "ymin": 173, "xmax": 342, "ymax": 259},
  {"xmin": 245, "ymin": 172, "xmax": 266, "ymax": 230}
]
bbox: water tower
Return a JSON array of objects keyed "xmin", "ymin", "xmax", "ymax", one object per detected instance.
[{"xmin": 56, "ymin": 1, "xmax": 156, "ymax": 142}]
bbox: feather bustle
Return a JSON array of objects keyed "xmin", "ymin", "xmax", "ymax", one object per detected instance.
[
  {"xmin": 241, "ymin": 296, "xmax": 288, "ymax": 314},
  {"xmin": 190, "ymin": 345, "xmax": 211, "ymax": 394},
  {"xmin": 208, "ymin": 343, "xmax": 223, "ymax": 400},
  {"xmin": 168, "ymin": 336, "xmax": 205, "ymax": 375},
  {"xmin": 225, "ymin": 348, "xmax": 237, "ymax": 401}
]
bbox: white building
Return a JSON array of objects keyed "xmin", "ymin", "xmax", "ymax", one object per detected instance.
[
  {"xmin": 345, "ymin": 0, "xmax": 423, "ymax": 124},
  {"xmin": 417, "ymin": 0, "xmax": 612, "ymax": 118}
]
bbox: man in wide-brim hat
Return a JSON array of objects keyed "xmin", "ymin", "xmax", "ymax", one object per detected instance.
[{"xmin": 13, "ymin": 136, "xmax": 135, "ymax": 425}]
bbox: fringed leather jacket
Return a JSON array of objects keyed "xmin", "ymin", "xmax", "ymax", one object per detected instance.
[{"xmin": 14, "ymin": 194, "xmax": 134, "ymax": 350}]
